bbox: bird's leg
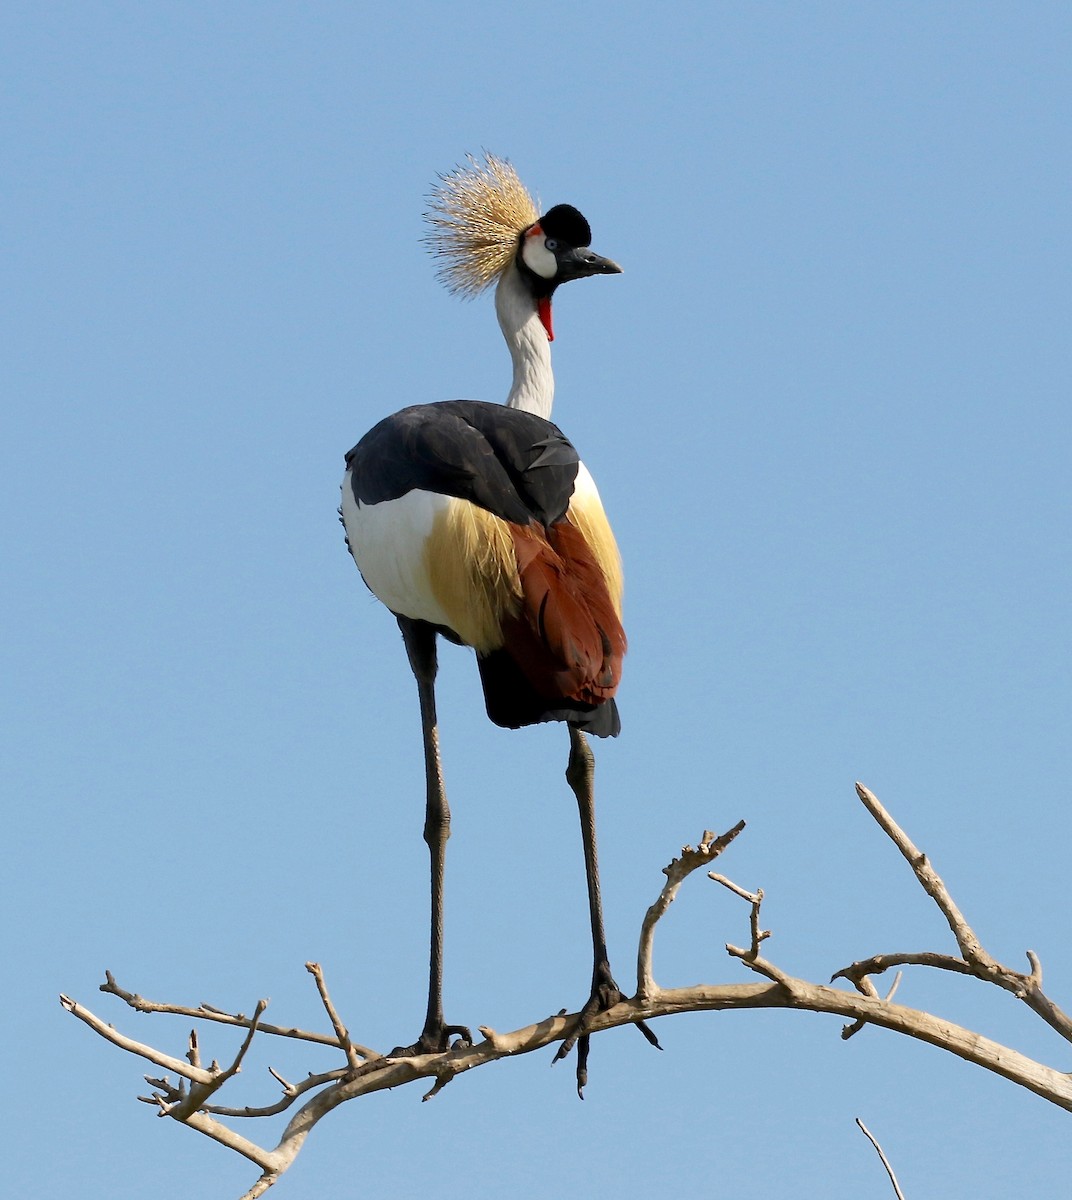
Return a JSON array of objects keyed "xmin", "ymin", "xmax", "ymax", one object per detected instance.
[
  {"xmin": 553, "ymin": 728, "xmax": 618, "ymax": 1088},
  {"xmin": 554, "ymin": 726, "xmax": 660, "ymax": 1095},
  {"xmin": 393, "ymin": 617, "xmax": 472, "ymax": 1056}
]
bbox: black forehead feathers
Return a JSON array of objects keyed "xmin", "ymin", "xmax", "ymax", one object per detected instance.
[{"xmin": 538, "ymin": 204, "xmax": 592, "ymax": 248}]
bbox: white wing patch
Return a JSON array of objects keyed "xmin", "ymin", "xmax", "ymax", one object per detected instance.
[
  {"xmin": 341, "ymin": 473, "xmax": 521, "ymax": 651},
  {"xmin": 341, "ymin": 475, "xmax": 457, "ymax": 629}
]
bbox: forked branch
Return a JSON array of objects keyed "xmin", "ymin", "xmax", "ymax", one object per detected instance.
[
  {"xmin": 835, "ymin": 784, "xmax": 1072, "ymax": 1042},
  {"xmin": 61, "ymin": 784, "xmax": 1072, "ymax": 1198}
]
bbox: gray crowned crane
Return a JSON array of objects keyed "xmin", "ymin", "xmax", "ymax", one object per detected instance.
[{"xmin": 342, "ymin": 155, "xmax": 656, "ymax": 1093}]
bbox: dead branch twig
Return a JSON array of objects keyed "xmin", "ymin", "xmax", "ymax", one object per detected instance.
[
  {"xmin": 61, "ymin": 784, "xmax": 1072, "ymax": 1198},
  {"xmin": 844, "ymin": 784, "xmax": 1072, "ymax": 1043},
  {"xmin": 635, "ymin": 821, "xmax": 745, "ymax": 1002},
  {"xmin": 305, "ymin": 962, "xmax": 367, "ymax": 1069},
  {"xmin": 856, "ymin": 1117, "xmax": 907, "ymax": 1200},
  {"xmin": 99, "ymin": 970, "xmax": 365, "ymax": 1051}
]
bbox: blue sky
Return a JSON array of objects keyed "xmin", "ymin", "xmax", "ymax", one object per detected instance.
[{"xmin": 5, "ymin": 2, "xmax": 1071, "ymax": 1196}]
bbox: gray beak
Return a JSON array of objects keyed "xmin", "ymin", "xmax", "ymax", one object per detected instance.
[{"xmin": 556, "ymin": 247, "xmax": 623, "ymax": 282}]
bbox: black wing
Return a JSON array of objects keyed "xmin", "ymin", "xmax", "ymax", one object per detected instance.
[{"xmin": 345, "ymin": 400, "xmax": 580, "ymax": 528}]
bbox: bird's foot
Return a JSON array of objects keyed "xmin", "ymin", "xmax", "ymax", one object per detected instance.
[
  {"xmin": 388, "ymin": 1021, "xmax": 473, "ymax": 1058},
  {"xmin": 553, "ymin": 960, "xmax": 662, "ymax": 1097}
]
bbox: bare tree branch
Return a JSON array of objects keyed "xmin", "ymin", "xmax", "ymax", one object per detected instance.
[
  {"xmin": 840, "ymin": 783, "xmax": 1072, "ymax": 1043},
  {"xmin": 99, "ymin": 970, "xmax": 364, "ymax": 1051},
  {"xmin": 59, "ymin": 992, "xmax": 221, "ymax": 1084},
  {"xmin": 61, "ymin": 784, "xmax": 1072, "ymax": 1198},
  {"xmin": 853, "ymin": 782, "xmax": 994, "ymax": 965},
  {"xmin": 305, "ymin": 961, "xmax": 368, "ymax": 1069},
  {"xmin": 636, "ymin": 822, "xmax": 745, "ymax": 1003},
  {"xmin": 710, "ymin": 873, "xmax": 768, "ymax": 960},
  {"xmin": 205, "ymin": 1069, "xmax": 349, "ymax": 1119}
]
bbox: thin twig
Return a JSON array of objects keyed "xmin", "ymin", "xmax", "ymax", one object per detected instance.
[
  {"xmin": 205, "ymin": 1069, "xmax": 349, "ymax": 1118},
  {"xmin": 836, "ymin": 951, "xmax": 976, "ymax": 984},
  {"xmin": 59, "ymin": 994, "xmax": 218, "ymax": 1084},
  {"xmin": 709, "ymin": 874, "xmax": 768, "ymax": 959},
  {"xmin": 164, "ymin": 999, "xmax": 268, "ymax": 1121},
  {"xmin": 99, "ymin": 971, "xmax": 373, "ymax": 1054},
  {"xmin": 854, "ymin": 784, "xmax": 1072, "ymax": 1042},
  {"xmin": 854, "ymin": 784, "xmax": 994, "ymax": 968},
  {"xmin": 856, "ymin": 1118, "xmax": 906, "ymax": 1200},
  {"xmin": 305, "ymin": 962, "xmax": 366, "ymax": 1069},
  {"xmin": 635, "ymin": 822, "xmax": 745, "ymax": 1002}
]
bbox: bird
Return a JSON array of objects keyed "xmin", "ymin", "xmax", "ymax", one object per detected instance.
[{"xmin": 341, "ymin": 154, "xmax": 655, "ymax": 1093}]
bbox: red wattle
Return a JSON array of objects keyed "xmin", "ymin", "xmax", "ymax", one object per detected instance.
[{"xmin": 537, "ymin": 297, "xmax": 554, "ymax": 342}]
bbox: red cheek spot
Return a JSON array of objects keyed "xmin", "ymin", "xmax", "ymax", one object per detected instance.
[{"xmin": 538, "ymin": 296, "xmax": 554, "ymax": 341}]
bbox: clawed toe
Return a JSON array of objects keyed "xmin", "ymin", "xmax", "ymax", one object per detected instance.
[
  {"xmin": 553, "ymin": 962, "xmax": 660, "ymax": 1097},
  {"xmin": 553, "ymin": 967, "xmax": 621, "ymax": 1066},
  {"xmin": 390, "ymin": 1022, "xmax": 473, "ymax": 1057}
]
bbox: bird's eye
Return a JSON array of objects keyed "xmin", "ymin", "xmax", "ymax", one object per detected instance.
[{"xmin": 545, "ymin": 238, "xmax": 558, "ymax": 251}]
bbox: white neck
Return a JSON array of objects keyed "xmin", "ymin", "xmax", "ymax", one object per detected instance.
[{"xmin": 495, "ymin": 261, "xmax": 554, "ymax": 419}]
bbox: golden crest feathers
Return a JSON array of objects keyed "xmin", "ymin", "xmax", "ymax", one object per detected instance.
[{"xmin": 423, "ymin": 153, "xmax": 540, "ymax": 298}]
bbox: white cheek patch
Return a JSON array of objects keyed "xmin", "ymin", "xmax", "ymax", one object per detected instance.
[{"xmin": 521, "ymin": 230, "xmax": 558, "ymax": 280}]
